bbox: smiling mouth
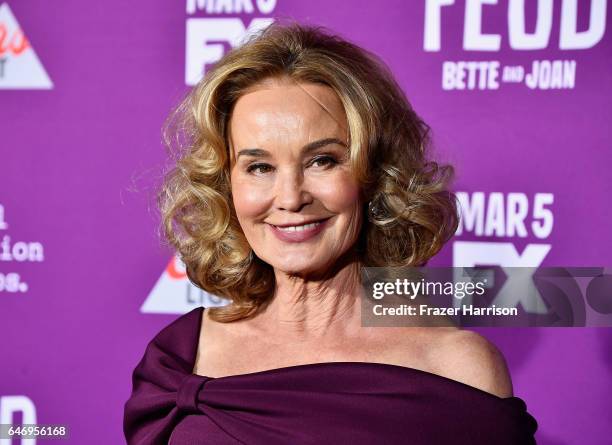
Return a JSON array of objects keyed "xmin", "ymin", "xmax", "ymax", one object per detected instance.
[
  {"xmin": 270, "ymin": 218, "xmax": 329, "ymax": 233},
  {"xmin": 274, "ymin": 221, "xmax": 325, "ymax": 232}
]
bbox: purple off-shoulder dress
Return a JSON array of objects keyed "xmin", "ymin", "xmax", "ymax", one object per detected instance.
[{"xmin": 123, "ymin": 307, "xmax": 538, "ymax": 444}]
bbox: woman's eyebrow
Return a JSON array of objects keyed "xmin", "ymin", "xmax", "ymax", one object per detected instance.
[
  {"xmin": 303, "ymin": 137, "xmax": 347, "ymax": 153},
  {"xmin": 236, "ymin": 138, "xmax": 347, "ymax": 159},
  {"xmin": 236, "ymin": 148, "xmax": 269, "ymax": 159}
]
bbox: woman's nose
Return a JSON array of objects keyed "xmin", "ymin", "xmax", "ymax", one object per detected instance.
[{"xmin": 274, "ymin": 168, "xmax": 312, "ymax": 211}]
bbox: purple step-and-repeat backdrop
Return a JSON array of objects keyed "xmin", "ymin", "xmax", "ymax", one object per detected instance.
[{"xmin": 1, "ymin": 1, "xmax": 610, "ymax": 444}]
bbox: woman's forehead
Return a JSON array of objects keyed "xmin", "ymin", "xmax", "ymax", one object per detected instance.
[{"xmin": 230, "ymin": 80, "xmax": 347, "ymax": 134}]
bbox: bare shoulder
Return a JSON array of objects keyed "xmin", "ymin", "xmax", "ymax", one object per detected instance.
[{"xmin": 426, "ymin": 329, "xmax": 514, "ymax": 398}]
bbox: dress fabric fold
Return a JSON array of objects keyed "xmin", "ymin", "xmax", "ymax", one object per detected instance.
[{"xmin": 123, "ymin": 307, "xmax": 538, "ymax": 444}]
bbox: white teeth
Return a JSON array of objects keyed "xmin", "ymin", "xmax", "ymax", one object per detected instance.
[{"xmin": 277, "ymin": 222, "xmax": 321, "ymax": 232}]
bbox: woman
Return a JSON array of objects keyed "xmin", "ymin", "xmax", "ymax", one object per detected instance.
[{"xmin": 124, "ymin": 22, "xmax": 538, "ymax": 444}]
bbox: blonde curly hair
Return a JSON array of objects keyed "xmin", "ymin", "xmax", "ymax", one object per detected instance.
[{"xmin": 157, "ymin": 21, "xmax": 459, "ymax": 322}]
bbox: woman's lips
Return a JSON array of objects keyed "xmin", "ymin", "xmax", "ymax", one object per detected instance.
[{"xmin": 268, "ymin": 218, "xmax": 330, "ymax": 243}]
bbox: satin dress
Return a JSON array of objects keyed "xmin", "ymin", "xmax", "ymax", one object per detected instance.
[{"xmin": 123, "ymin": 307, "xmax": 538, "ymax": 444}]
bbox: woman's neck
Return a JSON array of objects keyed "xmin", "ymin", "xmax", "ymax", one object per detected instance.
[{"xmin": 253, "ymin": 256, "xmax": 365, "ymax": 343}]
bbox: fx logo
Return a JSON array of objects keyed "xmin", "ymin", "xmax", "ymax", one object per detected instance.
[
  {"xmin": 185, "ymin": 17, "xmax": 273, "ymax": 85},
  {"xmin": 453, "ymin": 241, "xmax": 551, "ymax": 313}
]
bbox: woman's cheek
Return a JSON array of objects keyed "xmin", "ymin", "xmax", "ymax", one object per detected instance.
[
  {"xmin": 317, "ymin": 174, "xmax": 360, "ymax": 211},
  {"xmin": 232, "ymin": 180, "xmax": 270, "ymax": 219}
]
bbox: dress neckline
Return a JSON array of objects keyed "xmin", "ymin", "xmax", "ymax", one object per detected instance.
[{"xmin": 189, "ymin": 306, "xmax": 519, "ymax": 402}]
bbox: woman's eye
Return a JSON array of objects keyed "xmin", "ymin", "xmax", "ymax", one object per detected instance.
[
  {"xmin": 244, "ymin": 156, "xmax": 338, "ymax": 174},
  {"xmin": 310, "ymin": 156, "xmax": 338, "ymax": 168},
  {"xmin": 246, "ymin": 163, "xmax": 274, "ymax": 174}
]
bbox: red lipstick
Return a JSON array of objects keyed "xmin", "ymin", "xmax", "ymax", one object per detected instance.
[{"xmin": 268, "ymin": 218, "xmax": 329, "ymax": 243}]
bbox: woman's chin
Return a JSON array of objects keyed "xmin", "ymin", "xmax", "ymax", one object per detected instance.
[{"xmin": 270, "ymin": 260, "xmax": 324, "ymax": 277}]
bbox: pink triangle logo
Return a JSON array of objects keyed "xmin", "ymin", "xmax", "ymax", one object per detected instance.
[
  {"xmin": 141, "ymin": 255, "xmax": 230, "ymax": 314},
  {"xmin": 0, "ymin": 2, "xmax": 52, "ymax": 89}
]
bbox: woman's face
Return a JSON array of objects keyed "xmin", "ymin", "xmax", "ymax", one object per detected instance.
[{"xmin": 229, "ymin": 78, "xmax": 362, "ymax": 277}]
